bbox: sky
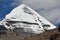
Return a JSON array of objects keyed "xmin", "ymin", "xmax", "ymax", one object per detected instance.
[{"xmin": 0, "ymin": 0, "xmax": 60, "ymax": 26}]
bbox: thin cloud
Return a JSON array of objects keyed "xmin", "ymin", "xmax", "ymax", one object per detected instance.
[{"xmin": 22, "ymin": 0, "xmax": 60, "ymax": 10}]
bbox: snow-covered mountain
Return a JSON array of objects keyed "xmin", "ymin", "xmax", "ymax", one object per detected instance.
[{"xmin": 0, "ymin": 4, "xmax": 56, "ymax": 34}]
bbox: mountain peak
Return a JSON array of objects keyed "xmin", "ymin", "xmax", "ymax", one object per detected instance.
[{"xmin": 0, "ymin": 4, "xmax": 56, "ymax": 34}]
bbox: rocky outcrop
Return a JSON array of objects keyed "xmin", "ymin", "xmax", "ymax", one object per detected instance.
[{"xmin": 0, "ymin": 28, "xmax": 60, "ymax": 40}]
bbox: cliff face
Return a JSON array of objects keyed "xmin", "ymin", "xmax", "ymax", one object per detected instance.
[{"xmin": 0, "ymin": 28, "xmax": 60, "ymax": 40}]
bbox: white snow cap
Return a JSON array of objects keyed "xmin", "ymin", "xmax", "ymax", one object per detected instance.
[
  {"xmin": 6, "ymin": 4, "xmax": 56, "ymax": 29},
  {"xmin": 6, "ymin": 4, "xmax": 37, "ymax": 23},
  {"xmin": 1, "ymin": 4, "xmax": 56, "ymax": 34}
]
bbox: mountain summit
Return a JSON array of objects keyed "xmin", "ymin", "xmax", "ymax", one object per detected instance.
[{"xmin": 0, "ymin": 4, "xmax": 56, "ymax": 34}]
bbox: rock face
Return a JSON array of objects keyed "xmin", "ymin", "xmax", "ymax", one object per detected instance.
[
  {"xmin": 0, "ymin": 4, "xmax": 56, "ymax": 34},
  {"xmin": 0, "ymin": 28, "xmax": 60, "ymax": 40}
]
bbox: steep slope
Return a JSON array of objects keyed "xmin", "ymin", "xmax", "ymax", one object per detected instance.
[{"xmin": 0, "ymin": 4, "xmax": 56, "ymax": 34}]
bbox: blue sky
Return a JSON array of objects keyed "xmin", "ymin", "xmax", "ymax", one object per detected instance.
[
  {"xmin": 0, "ymin": 0, "xmax": 13, "ymax": 19},
  {"xmin": 0, "ymin": 0, "xmax": 60, "ymax": 26},
  {"xmin": 0, "ymin": 0, "xmax": 22, "ymax": 19}
]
